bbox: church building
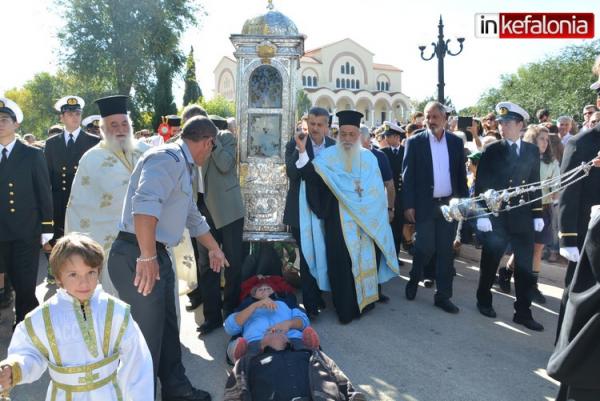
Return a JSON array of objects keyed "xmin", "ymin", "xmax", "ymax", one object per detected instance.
[{"xmin": 213, "ymin": 38, "xmax": 412, "ymax": 125}]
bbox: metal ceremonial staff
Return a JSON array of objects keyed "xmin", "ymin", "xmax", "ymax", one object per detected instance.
[{"xmin": 441, "ymin": 159, "xmax": 596, "ymax": 223}]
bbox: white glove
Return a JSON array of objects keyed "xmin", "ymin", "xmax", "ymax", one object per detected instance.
[
  {"xmin": 533, "ymin": 218, "xmax": 544, "ymax": 232},
  {"xmin": 559, "ymin": 247, "xmax": 580, "ymax": 263},
  {"xmin": 41, "ymin": 233, "xmax": 53, "ymax": 245},
  {"xmin": 477, "ymin": 218, "xmax": 493, "ymax": 232}
]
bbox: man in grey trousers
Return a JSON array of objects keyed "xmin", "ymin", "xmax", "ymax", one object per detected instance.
[
  {"xmin": 196, "ymin": 115, "xmax": 245, "ymax": 336},
  {"xmin": 107, "ymin": 102, "xmax": 227, "ymax": 401}
]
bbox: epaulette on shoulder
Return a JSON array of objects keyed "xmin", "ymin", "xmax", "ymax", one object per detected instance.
[
  {"xmin": 163, "ymin": 149, "xmax": 180, "ymax": 162},
  {"xmin": 152, "ymin": 148, "xmax": 180, "ymax": 162},
  {"xmin": 22, "ymin": 142, "xmax": 40, "ymax": 152}
]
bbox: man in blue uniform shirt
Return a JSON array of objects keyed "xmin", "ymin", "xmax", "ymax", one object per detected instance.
[{"xmin": 106, "ymin": 95, "xmax": 227, "ymax": 401}]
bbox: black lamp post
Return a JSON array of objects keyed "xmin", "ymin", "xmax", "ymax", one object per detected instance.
[{"xmin": 419, "ymin": 15, "xmax": 465, "ymax": 104}]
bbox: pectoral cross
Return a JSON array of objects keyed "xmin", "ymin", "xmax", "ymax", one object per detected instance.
[
  {"xmin": 78, "ymin": 370, "xmax": 100, "ymax": 385},
  {"xmin": 354, "ymin": 180, "xmax": 364, "ymax": 198}
]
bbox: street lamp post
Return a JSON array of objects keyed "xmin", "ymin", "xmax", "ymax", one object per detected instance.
[{"xmin": 419, "ymin": 15, "xmax": 465, "ymax": 104}]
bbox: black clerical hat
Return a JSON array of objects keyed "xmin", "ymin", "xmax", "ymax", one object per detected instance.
[
  {"xmin": 209, "ymin": 115, "xmax": 228, "ymax": 130},
  {"xmin": 95, "ymin": 95, "xmax": 129, "ymax": 118},
  {"xmin": 167, "ymin": 115, "xmax": 182, "ymax": 127},
  {"xmin": 336, "ymin": 110, "xmax": 363, "ymax": 128}
]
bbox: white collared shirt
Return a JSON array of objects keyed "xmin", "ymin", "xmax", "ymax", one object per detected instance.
[
  {"xmin": 505, "ymin": 137, "xmax": 522, "ymax": 156},
  {"xmin": 311, "ymin": 138, "xmax": 326, "ymax": 157},
  {"xmin": 0, "ymin": 137, "xmax": 18, "ymax": 158},
  {"xmin": 197, "ymin": 166, "xmax": 204, "ymax": 194},
  {"xmin": 64, "ymin": 127, "xmax": 81, "ymax": 145},
  {"xmin": 390, "ymin": 145, "xmax": 401, "ymax": 155},
  {"xmin": 296, "ymin": 138, "xmax": 326, "ymax": 168},
  {"xmin": 428, "ymin": 130, "xmax": 452, "ymax": 198},
  {"xmin": 560, "ymin": 133, "xmax": 572, "ymax": 145}
]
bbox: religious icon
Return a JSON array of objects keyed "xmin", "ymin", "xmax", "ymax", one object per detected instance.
[
  {"xmin": 249, "ymin": 65, "xmax": 282, "ymax": 108},
  {"xmin": 248, "ymin": 114, "xmax": 281, "ymax": 157}
]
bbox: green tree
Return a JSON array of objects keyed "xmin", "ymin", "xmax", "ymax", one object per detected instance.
[
  {"xmin": 411, "ymin": 95, "xmax": 454, "ymax": 114},
  {"xmin": 151, "ymin": 63, "xmax": 178, "ymax": 129},
  {"xmin": 5, "ymin": 71, "xmax": 112, "ymax": 137},
  {"xmin": 457, "ymin": 105, "xmax": 485, "ymax": 117},
  {"xmin": 199, "ymin": 95, "xmax": 236, "ymax": 117},
  {"xmin": 183, "ymin": 46, "xmax": 203, "ymax": 106},
  {"xmin": 296, "ymin": 90, "xmax": 312, "ymax": 120},
  {"xmin": 469, "ymin": 40, "xmax": 600, "ymax": 121},
  {"xmin": 55, "ymin": 0, "xmax": 201, "ymax": 126}
]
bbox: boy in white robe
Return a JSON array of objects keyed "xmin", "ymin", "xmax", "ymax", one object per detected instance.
[{"xmin": 0, "ymin": 233, "xmax": 153, "ymax": 401}]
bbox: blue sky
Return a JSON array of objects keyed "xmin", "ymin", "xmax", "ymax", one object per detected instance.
[{"xmin": 2, "ymin": 0, "xmax": 598, "ymax": 109}]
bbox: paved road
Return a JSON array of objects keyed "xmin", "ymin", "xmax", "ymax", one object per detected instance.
[{"xmin": 1, "ymin": 246, "xmax": 564, "ymax": 401}]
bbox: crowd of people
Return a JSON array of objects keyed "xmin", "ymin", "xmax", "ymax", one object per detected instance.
[{"xmin": 0, "ymin": 55, "xmax": 599, "ymax": 400}]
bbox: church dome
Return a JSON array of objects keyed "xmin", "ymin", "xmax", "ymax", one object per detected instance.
[{"xmin": 241, "ymin": 10, "xmax": 299, "ymax": 36}]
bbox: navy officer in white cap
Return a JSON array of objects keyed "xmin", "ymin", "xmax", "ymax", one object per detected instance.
[
  {"xmin": 82, "ymin": 114, "xmax": 101, "ymax": 137},
  {"xmin": 474, "ymin": 101, "xmax": 545, "ymax": 331},
  {"xmin": 43, "ymin": 96, "xmax": 99, "ymax": 266},
  {"xmin": 0, "ymin": 97, "xmax": 53, "ymax": 327}
]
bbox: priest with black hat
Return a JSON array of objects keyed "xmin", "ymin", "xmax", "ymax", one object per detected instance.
[
  {"xmin": 65, "ymin": 95, "xmax": 150, "ymax": 295},
  {"xmin": 295, "ymin": 110, "xmax": 399, "ymax": 324}
]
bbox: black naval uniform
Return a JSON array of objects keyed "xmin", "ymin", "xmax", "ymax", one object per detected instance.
[
  {"xmin": 558, "ymin": 126, "xmax": 600, "ymax": 286},
  {"xmin": 555, "ymin": 125, "xmax": 600, "ymax": 341},
  {"xmin": 474, "ymin": 139, "xmax": 543, "ymax": 319},
  {"xmin": 548, "ymin": 207, "xmax": 600, "ymax": 401},
  {"xmin": 0, "ymin": 140, "xmax": 53, "ymax": 324},
  {"xmin": 382, "ymin": 145, "xmax": 405, "ymax": 255},
  {"xmin": 44, "ymin": 129, "xmax": 99, "ymax": 243}
]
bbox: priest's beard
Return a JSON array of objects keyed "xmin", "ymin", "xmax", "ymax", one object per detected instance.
[
  {"xmin": 336, "ymin": 140, "xmax": 361, "ymax": 172},
  {"xmin": 102, "ymin": 128, "xmax": 135, "ymax": 154}
]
